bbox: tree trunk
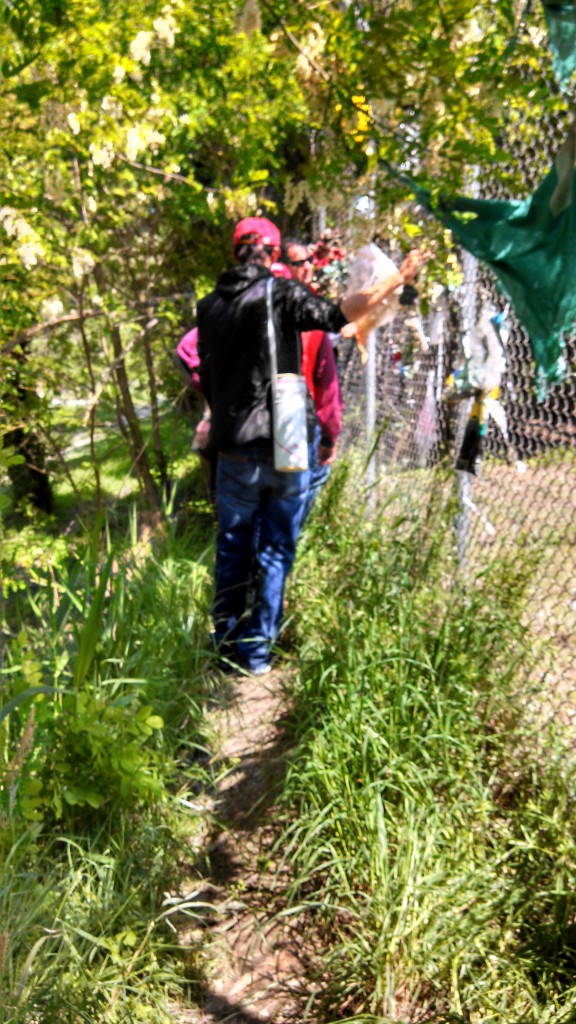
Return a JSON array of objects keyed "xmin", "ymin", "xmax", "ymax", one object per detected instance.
[
  {"xmin": 92, "ymin": 263, "xmax": 160, "ymax": 513},
  {"xmin": 78, "ymin": 288, "xmax": 102, "ymax": 512},
  {"xmin": 108, "ymin": 322, "xmax": 160, "ymax": 512},
  {"xmin": 141, "ymin": 324, "xmax": 168, "ymax": 491}
]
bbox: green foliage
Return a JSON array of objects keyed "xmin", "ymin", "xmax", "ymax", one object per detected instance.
[
  {"xmin": 1, "ymin": 523, "xmax": 72, "ymax": 596},
  {"xmin": 0, "ymin": 814, "xmax": 209, "ymax": 1023},
  {"xmin": 0, "ymin": 2, "xmax": 574, "ymax": 1016},
  {"xmin": 0, "ymin": 514, "xmax": 216, "ymax": 1020},
  {"xmin": 1, "ymin": 519, "xmax": 213, "ymax": 825},
  {"xmin": 17, "ymin": 686, "xmax": 166, "ymax": 821},
  {"xmin": 279, "ymin": 463, "xmax": 576, "ymax": 1022},
  {"xmin": 0, "ymin": 0, "xmax": 568, "ymax": 507}
]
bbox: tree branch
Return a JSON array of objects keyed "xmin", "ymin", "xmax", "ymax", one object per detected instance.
[
  {"xmin": 258, "ymin": 0, "xmax": 330, "ymax": 82},
  {"xmin": 81, "ymin": 319, "xmax": 159, "ymax": 427},
  {"xmin": 3, "ymin": 310, "xmax": 106, "ymax": 357},
  {"xmin": 2, "ymin": 293, "xmax": 194, "ymax": 358},
  {"xmin": 117, "ymin": 155, "xmax": 200, "ymax": 188}
]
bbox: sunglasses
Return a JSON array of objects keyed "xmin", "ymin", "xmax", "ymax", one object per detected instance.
[{"xmin": 288, "ymin": 256, "xmax": 313, "ymax": 267}]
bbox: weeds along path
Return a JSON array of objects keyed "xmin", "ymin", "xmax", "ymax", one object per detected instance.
[{"xmin": 178, "ymin": 667, "xmax": 310, "ymax": 1024}]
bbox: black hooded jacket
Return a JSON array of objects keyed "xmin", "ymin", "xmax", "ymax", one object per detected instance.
[{"xmin": 197, "ymin": 263, "xmax": 347, "ymax": 452}]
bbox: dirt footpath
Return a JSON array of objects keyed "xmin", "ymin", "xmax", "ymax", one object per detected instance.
[{"xmin": 177, "ymin": 667, "xmax": 313, "ymax": 1024}]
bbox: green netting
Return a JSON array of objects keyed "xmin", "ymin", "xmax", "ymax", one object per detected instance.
[{"xmin": 415, "ymin": 123, "xmax": 576, "ymax": 396}]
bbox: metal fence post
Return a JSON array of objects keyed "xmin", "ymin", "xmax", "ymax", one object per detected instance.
[
  {"xmin": 455, "ymin": 173, "xmax": 480, "ymax": 574},
  {"xmin": 365, "ymin": 328, "xmax": 377, "ymax": 496}
]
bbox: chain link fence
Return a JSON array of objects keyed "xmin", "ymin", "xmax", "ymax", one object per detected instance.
[{"xmin": 335, "ymin": 100, "xmax": 575, "ymax": 706}]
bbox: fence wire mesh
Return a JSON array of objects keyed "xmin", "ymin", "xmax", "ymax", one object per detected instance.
[{"xmin": 336, "ymin": 84, "xmax": 575, "ymax": 703}]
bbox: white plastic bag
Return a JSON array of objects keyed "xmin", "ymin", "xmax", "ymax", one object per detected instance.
[
  {"xmin": 344, "ymin": 244, "xmax": 403, "ymax": 362},
  {"xmin": 348, "ymin": 242, "xmax": 395, "ymax": 286},
  {"xmin": 271, "ymin": 373, "xmax": 309, "ymax": 472},
  {"xmin": 465, "ymin": 306, "xmax": 507, "ymax": 392},
  {"xmin": 444, "ymin": 305, "xmax": 508, "ymax": 400}
]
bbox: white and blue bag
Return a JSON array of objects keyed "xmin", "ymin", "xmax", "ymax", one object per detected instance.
[{"xmin": 266, "ymin": 277, "xmax": 309, "ymax": 472}]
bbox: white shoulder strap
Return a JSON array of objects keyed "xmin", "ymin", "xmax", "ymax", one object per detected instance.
[{"xmin": 266, "ymin": 277, "xmax": 278, "ymax": 379}]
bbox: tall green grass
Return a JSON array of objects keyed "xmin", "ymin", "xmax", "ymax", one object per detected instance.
[
  {"xmin": 0, "ymin": 818, "xmax": 209, "ymax": 1024},
  {"xmin": 281, "ymin": 463, "xmax": 576, "ymax": 1023},
  {"xmin": 1, "ymin": 514, "xmax": 218, "ymax": 1022}
]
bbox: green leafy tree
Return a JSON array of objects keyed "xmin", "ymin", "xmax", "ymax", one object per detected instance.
[{"xmin": 0, "ymin": 0, "xmax": 566, "ymax": 511}]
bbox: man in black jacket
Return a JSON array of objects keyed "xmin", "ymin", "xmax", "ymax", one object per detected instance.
[{"xmin": 198, "ymin": 216, "xmax": 426, "ymax": 675}]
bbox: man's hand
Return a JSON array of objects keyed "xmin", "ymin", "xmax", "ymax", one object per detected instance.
[
  {"xmin": 398, "ymin": 247, "xmax": 431, "ymax": 284},
  {"xmin": 340, "ymin": 321, "xmax": 358, "ymax": 339},
  {"xmin": 192, "ymin": 411, "xmax": 211, "ymax": 452},
  {"xmin": 340, "ymin": 246, "xmax": 432, "ymax": 324},
  {"xmin": 318, "ymin": 442, "xmax": 336, "ymax": 465}
]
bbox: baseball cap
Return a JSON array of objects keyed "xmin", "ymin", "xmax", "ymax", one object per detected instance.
[{"xmin": 233, "ymin": 216, "xmax": 281, "ymax": 248}]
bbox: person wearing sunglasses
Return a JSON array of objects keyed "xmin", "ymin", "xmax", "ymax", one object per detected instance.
[
  {"xmin": 281, "ymin": 238, "xmax": 343, "ymax": 518},
  {"xmin": 282, "ymin": 238, "xmax": 315, "ymax": 288}
]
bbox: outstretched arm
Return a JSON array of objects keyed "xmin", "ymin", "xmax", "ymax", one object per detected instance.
[{"xmin": 340, "ymin": 248, "xmax": 429, "ymax": 324}]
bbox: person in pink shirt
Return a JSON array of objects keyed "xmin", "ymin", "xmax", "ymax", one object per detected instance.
[
  {"xmin": 176, "ymin": 325, "xmax": 214, "ymax": 493},
  {"xmin": 176, "ymin": 326, "xmax": 203, "ymax": 395}
]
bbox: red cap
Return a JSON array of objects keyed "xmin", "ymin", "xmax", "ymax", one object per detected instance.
[{"xmin": 233, "ymin": 216, "xmax": 281, "ymax": 248}]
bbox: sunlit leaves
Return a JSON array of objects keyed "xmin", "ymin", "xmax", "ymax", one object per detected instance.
[{"xmin": 0, "ymin": 0, "xmax": 568, "ymax": 506}]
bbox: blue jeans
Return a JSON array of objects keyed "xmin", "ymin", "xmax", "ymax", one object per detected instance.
[
  {"xmin": 213, "ymin": 445, "xmax": 309, "ymax": 672},
  {"xmin": 302, "ymin": 423, "xmax": 331, "ymax": 523}
]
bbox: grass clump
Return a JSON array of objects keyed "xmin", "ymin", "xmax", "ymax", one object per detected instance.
[
  {"xmin": 0, "ymin": 512, "xmax": 217, "ymax": 1022},
  {"xmin": 0, "ymin": 815, "xmax": 206, "ymax": 1024},
  {"xmin": 281, "ymin": 463, "xmax": 576, "ymax": 1024}
]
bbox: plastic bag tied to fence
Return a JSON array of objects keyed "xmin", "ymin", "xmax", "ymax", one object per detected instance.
[
  {"xmin": 417, "ymin": 120, "xmax": 576, "ymax": 397},
  {"xmin": 344, "ymin": 244, "xmax": 403, "ymax": 363},
  {"xmin": 542, "ymin": 0, "xmax": 576, "ymax": 90},
  {"xmin": 446, "ymin": 306, "xmax": 510, "ymax": 476},
  {"xmin": 444, "ymin": 307, "xmax": 507, "ymax": 399}
]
